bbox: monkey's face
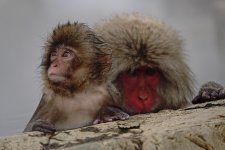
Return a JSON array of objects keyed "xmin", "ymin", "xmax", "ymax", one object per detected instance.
[
  {"xmin": 118, "ymin": 66, "xmax": 160, "ymax": 113},
  {"xmin": 47, "ymin": 45, "xmax": 81, "ymax": 83}
]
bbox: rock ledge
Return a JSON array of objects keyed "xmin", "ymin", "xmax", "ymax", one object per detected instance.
[{"xmin": 1, "ymin": 99, "xmax": 225, "ymax": 150}]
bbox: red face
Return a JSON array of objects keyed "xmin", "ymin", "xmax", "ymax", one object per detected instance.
[
  {"xmin": 120, "ymin": 66, "xmax": 160, "ymax": 113},
  {"xmin": 47, "ymin": 45, "xmax": 80, "ymax": 83}
]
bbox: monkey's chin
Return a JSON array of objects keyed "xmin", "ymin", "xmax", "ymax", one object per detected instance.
[{"xmin": 48, "ymin": 75, "xmax": 67, "ymax": 83}]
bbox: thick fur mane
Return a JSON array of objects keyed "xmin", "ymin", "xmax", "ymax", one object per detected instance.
[{"xmin": 95, "ymin": 13, "xmax": 195, "ymax": 109}]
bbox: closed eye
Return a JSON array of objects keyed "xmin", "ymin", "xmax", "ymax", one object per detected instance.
[
  {"xmin": 127, "ymin": 68, "xmax": 139, "ymax": 76},
  {"xmin": 146, "ymin": 67, "xmax": 157, "ymax": 76}
]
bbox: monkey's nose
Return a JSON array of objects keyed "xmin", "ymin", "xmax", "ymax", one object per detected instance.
[
  {"xmin": 53, "ymin": 64, "xmax": 58, "ymax": 67},
  {"xmin": 51, "ymin": 62, "xmax": 59, "ymax": 68},
  {"xmin": 138, "ymin": 95, "xmax": 148, "ymax": 101}
]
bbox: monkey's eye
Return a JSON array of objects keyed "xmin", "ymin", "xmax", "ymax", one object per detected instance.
[
  {"xmin": 51, "ymin": 50, "xmax": 58, "ymax": 57},
  {"xmin": 62, "ymin": 50, "xmax": 73, "ymax": 58},
  {"xmin": 50, "ymin": 50, "xmax": 58, "ymax": 62},
  {"xmin": 127, "ymin": 69, "xmax": 138, "ymax": 76},
  {"xmin": 146, "ymin": 68, "xmax": 157, "ymax": 76}
]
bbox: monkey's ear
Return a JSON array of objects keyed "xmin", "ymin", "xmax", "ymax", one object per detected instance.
[
  {"xmin": 99, "ymin": 47, "xmax": 112, "ymax": 73},
  {"xmin": 91, "ymin": 46, "xmax": 112, "ymax": 79},
  {"xmin": 94, "ymin": 47, "xmax": 112, "ymax": 77}
]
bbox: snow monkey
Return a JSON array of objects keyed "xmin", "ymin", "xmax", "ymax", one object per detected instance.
[
  {"xmin": 94, "ymin": 13, "xmax": 195, "ymax": 120},
  {"xmin": 24, "ymin": 22, "xmax": 113, "ymax": 133},
  {"xmin": 94, "ymin": 14, "xmax": 225, "ymax": 122}
]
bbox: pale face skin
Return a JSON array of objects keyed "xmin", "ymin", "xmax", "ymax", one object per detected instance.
[{"xmin": 48, "ymin": 46, "xmax": 76, "ymax": 83}]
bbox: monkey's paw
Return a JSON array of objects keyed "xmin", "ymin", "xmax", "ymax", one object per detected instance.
[
  {"xmin": 31, "ymin": 119, "xmax": 56, "ymax": 134},
  {"xmin": 93, "ymin": 107, "xmax": 129, "ymax": 124},
  {"xmin": 93, "ymin": 113, "xmax": 129, "ymax": 124},
  {"xmin": 192, "ymin": 81, "xmax": 225, "ymax": 104}
]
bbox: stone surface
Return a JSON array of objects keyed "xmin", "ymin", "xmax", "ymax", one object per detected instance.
[{"xmin": 1, "ymin": 99, "xmax": 225, "ymax": 150}]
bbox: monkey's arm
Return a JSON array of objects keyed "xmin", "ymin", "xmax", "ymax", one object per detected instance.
[
  {"xmin": 192, "ymin": 81, "xmax": 225, "ymax": 104},
  {"xmin": 23, "ymin": 94, "xmax": 56, "ymax": 133},
  {"xmin": 92, "ymin": 82, "xmax": 129, "ymax": 124},
  {"xmin": 93, "ymin": 106, "xmax": 129, "ymax": 124}
]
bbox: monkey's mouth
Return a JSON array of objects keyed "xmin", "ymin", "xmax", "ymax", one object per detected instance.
[{"xmin": 48, "ymin": 74, "xmax": 67, "ymax": 83}]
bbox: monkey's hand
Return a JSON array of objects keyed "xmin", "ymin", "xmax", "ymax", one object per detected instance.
[
  {"xmin": 93, "ymin": 107, "xmax": 129, "ymax": 124},
  {"xmin": 30, "ymin": 119, "xmax": 56, "ymax": 134},
  {"xmin": 192, "ymin": 81, "xmax": 225, "ymax": 104}
]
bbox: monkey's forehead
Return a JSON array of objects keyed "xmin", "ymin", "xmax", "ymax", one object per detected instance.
[
  {"xmin": 96, "ymin": 14, "xmax": 183, "ymax": 55},
  {"xmin": 97, "ymin": 14, "xmax": 189, "ymax": 80},
  {"xmin": 45, "ymin": 22, "xmax": 99, "ymax": 49}
]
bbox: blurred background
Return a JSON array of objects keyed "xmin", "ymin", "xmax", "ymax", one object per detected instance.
[{"xmin": 0, "ymin": 0, "xmax": 224, "ymax": 136}]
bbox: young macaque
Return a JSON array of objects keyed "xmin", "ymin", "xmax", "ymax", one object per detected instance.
[
  {"xmin": 24, "ymin": 22, "xmax": 112, "ymax": 133},
  {"xmin": 94, "ymin": 13, "xmax": 195, "ymax": 120}
]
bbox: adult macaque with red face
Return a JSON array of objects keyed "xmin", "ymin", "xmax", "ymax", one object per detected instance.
[
  {"xmin": 24, "ymin": 22, "xmax": 112, "ymax": 133},
  {"xmin": 94, "ymin": 14, "xmax": 225, "ymax": 120},
  {"xmin": 94, "ymin": 13, "xmax": 195, "ymax": 118},
  {"xmin": 120, "ymin": 66, "xmax": 160, "ymax": 113}
]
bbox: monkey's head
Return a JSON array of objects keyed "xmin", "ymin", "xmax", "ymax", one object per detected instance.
[
  {"xmin": 95, "ymin": 14, "xmax": 194, "ymax": 114},
  {"xmin": 42, "ymin": 22, "xmax": 111, "ymax": 96}
]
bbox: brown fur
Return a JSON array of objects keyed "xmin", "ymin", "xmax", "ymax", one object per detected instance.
[
  {"xmin": 95, "ymin": 13, "xmax": 195, "ymax": 113},
  {"xmin": 42, "ymin": 22, "xmax": 111, "ymax": 97},
  {"xmin": 24, "ymin": 22, "xmax": 112, "ymax": 132}
]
